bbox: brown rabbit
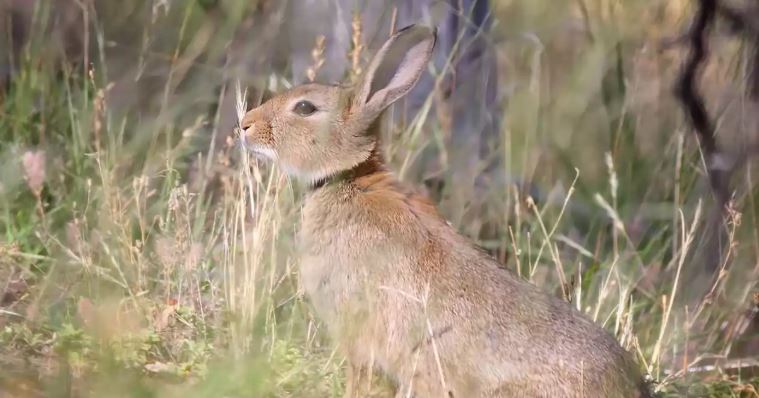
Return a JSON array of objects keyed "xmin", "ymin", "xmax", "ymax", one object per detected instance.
[{"xmin": 241, "ymin": 25, "xmax": 651, "ymax": 398}]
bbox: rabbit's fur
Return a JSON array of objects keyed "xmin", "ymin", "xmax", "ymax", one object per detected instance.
[{"xmin": 241, "ymin": 25, "xmax": 650, "ymax": 398}]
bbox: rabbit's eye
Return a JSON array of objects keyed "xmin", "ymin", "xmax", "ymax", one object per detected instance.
[{"xmin": 293, "ymin": 100, "xmax": 318, "ymax": 116}]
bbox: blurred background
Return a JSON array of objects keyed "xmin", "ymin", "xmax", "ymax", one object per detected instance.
[{"xmin": 1, "ymin": 0, "xmax": 759, "ymax": 396}]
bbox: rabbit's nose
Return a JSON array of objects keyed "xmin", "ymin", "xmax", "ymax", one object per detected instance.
[
  {"xmin": 241, "ymin": 111, "xmax": 256, "ymax": 130},
  {"xmin": 239, "ymin": 123, "xmax": 255, "ymax": 148},
  {"xmin": 240, "ymin": 111, "xmax": 257, "ymax": 146}
]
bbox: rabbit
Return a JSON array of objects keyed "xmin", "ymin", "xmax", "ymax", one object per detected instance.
[{"xmin": 240, "ymin": 24, "xmax": 651, "ymax": 398}]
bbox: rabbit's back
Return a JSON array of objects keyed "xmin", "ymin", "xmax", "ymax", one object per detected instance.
[{"xmin": 298, "ymin": 173, "xmax": 646, "ymax": 397}]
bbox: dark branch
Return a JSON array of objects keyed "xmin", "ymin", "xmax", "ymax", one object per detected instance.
[
  {"xmin": 674, "ymin": 0, "xmax": 733, "ymax": 209},
  {"xmin": 675, "ymin": 0, "xmax": 718, "ymax": 160},
  {"xmin": 659, "ymin": 2, "xmax": 759, "ymax": 53},
  {"xmin": 674, "ymin": 0, "xmax": 733, "ymax": 273}
]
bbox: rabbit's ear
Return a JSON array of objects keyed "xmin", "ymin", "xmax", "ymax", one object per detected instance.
[{"xmin": 353, "ymin": 25, "xmax": 436, "ymax": 117}]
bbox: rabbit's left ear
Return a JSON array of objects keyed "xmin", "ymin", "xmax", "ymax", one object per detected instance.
[{"xmin": 353, "ymin": 25, "xmax": 436, "ymax": 118}]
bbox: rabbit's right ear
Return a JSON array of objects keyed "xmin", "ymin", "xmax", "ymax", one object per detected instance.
[{"xmin": 352, "ymin": 25, "xmax": 437, "ymax": 120}]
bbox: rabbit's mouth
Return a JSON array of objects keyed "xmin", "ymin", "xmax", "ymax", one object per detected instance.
[
  {"xmin": 241, "ymin": 139, "xmax": 277, "ymax": 161},
  {"xmin": 238, "ymin": 131, "xmax": 276, "ymax": 161},
  {"xmin": 248, "ymin": 145, "xmax": 277, "ymax": 161}
]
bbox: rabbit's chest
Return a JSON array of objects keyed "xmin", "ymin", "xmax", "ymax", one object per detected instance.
[{"xmin": 298, "ymin": 201, "xmax": 386, "ymax": 324}]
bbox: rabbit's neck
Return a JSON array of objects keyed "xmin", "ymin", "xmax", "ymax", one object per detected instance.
[{"xmin": 308, "ymin": 146, "xmax": 388, "ymax": 191}]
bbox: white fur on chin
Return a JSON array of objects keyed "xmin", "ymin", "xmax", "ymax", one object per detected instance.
[{"xmin": 246, "ymin": 145, "xmax": 333, "ymax": 186}]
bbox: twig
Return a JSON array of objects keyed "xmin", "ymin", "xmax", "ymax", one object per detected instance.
[
  {"xmin": 674, "ymin": 0, "xmax": 732, "ymax": 273},
  {"xmin": 660, "ymin": 0, "xmax": 759, "ymax": 50},
  {"xmin": 666, "ymin": 356, "xmax": 759, "ymax": 375},
  {"xmin": 389, "ymin": 6, "xmax": 398, "ymax": 37}
]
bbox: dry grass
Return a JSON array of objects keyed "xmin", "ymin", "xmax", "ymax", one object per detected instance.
[{"xmin": 1, "ymin": 0, "xmax": 759, "ymax": 397}]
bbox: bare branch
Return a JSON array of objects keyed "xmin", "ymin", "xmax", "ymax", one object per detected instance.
[{"xmin": 674, "ymin": 0, "xmax": 734, "ymax": 274}]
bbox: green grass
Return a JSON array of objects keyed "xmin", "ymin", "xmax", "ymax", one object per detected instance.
[{"xmin": 1, "ymin": 0, "xmax": 759, "ymax": 396}]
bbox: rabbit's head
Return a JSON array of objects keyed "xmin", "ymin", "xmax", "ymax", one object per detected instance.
[{"xmin": 241, "ymin": 25, "xmax": 436, "ymax": 185}]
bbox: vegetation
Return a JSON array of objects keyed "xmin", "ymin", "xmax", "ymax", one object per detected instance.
[{"xmin": 1, "ymin": 0, "xmax": 758, "ymax": 396}]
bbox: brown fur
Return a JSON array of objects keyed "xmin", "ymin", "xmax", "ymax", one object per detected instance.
[{"xmin": 241, "ymin": 25, "xmax": 650, "ymax": 398}]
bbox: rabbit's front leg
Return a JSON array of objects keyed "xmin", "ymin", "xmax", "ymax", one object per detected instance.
[{"xmin": 343, "ymin": 362, "xmax": 372, "ymax": 398}]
